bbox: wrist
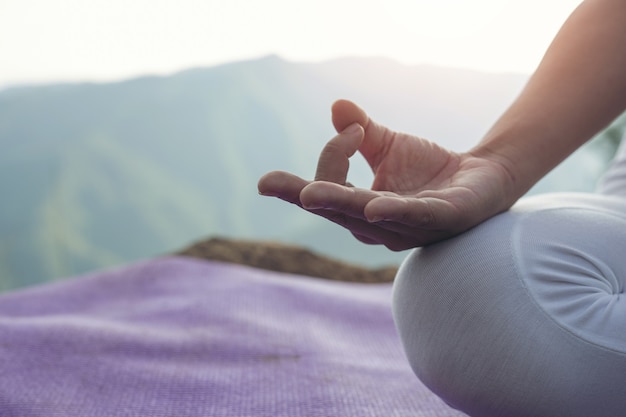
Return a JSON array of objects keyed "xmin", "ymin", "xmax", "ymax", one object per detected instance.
[{"xmin": 467, "ymin": 142, "xmax": 534, "ymax": 210}]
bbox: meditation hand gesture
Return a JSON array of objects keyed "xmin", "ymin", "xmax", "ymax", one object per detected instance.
[{"xmin": 258, "ymin": 100, "xmax": 515, "ymax": 249}]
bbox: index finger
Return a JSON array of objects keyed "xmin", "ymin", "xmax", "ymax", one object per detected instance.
[{"xmin": 314, "ymin": 123, "xmax": 364, "ymax": 183}]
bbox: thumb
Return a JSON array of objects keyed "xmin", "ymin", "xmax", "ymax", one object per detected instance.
[
  {"xmin": 331, "ymin": 99, "xmax": 392, "ymax": 172},
  {"xmin": 315, "ymin": 122, "xmax": 364, "ymax": 183},
  {"xmin": 331, "ymin": 99, "xmax": 369, "ymax": 133}
]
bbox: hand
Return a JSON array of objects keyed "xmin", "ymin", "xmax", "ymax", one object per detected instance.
[{"xmin": 258, "ymin": 100, "xmax": 515, "ymax": 250}]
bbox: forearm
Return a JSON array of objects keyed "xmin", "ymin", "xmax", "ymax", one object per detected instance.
[{"xmin": 471, "ymin": 0, "xmax": 626, "ymax": 204}]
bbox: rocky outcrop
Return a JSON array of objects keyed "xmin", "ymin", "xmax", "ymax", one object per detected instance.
[{"xmin": 177, "ymin": 237, "xmax": 398, "ymax": 283}]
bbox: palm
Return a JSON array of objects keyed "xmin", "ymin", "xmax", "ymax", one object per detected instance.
[
  {"xmin": 367, "ymin": 131, "xmax": 457, "ymax": 194},
  {"xmin": 372, "ymin": 130, "xmax": 506, "ymax": 204}
]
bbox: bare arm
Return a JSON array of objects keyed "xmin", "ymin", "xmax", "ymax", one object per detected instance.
[{"xmin": 474, "ymin": 0, "xmax": 626, "ymax": 205}]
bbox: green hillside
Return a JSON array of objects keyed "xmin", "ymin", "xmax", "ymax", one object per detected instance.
[{"xmin": 0, "ymin": 56, "xmax": 622, "ymax": 290}]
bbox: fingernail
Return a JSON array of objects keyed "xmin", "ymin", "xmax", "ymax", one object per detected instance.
[{"xmin": 342, "ymin": 123, "xmax": 361, "ymax": 135}]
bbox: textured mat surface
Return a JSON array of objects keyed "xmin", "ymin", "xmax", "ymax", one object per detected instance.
[{"xmin": 0, "ymin": 256, "xmax": 466, "ymax": 416}]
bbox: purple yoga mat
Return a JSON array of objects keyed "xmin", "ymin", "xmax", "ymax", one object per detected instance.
[{"xmin": 0, "ymin": 257, "xmax": 466, "ymax": 416}]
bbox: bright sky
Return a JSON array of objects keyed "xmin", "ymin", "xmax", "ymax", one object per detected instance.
[{"xmin": 1, "ymin": 0, "xmax": 583, "ymax": 87}]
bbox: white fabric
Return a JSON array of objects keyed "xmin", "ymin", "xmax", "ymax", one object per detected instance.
[
  {"xmin": 598, "ymin": 136, "xmax": 626, "ymax": 196},
  {"xmin": 392, "ymin": 139, "xmax": 626, "ymax": 417}
]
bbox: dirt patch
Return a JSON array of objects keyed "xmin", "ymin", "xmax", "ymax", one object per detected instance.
[{"xmin": 176, "ymin": 237, "xmax": 398, "ymax": 283}]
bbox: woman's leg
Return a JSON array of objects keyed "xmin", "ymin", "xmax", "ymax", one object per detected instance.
[{"xmin": 392, "ymin": 193, "xmax": 626, "ymax": 417}]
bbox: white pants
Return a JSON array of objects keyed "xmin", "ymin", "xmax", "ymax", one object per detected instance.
[{"xmin": 392, "ymin": 142, "xmax": 626, "ymax": 417}]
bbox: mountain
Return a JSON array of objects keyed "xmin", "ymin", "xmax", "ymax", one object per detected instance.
[{"xmin": 0, "ymin": 55, "xmax": 623, "ymax": 290}]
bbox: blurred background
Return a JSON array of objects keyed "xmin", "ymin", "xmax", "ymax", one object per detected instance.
[{"xmin": 1, "ymin": 0, "xmax": 624, "ymax": 291}]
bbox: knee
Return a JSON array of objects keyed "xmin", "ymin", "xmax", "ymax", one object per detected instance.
[
  {"xmin": 392, "ymin": 212, "xmax": 531, "ymax": 416},
  {"xmin": 392, "ymin": 195, "xmax": 626, "ymax": 417}
]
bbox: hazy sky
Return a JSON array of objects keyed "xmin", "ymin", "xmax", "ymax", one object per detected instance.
[{"xmin": 1, "ymin": 0, "xmax": 583, "ymax": 87}]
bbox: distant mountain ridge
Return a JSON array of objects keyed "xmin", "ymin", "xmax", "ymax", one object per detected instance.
[{"xmin": 0, "ymin": 55, "xmax": 621, "ymax": 290}]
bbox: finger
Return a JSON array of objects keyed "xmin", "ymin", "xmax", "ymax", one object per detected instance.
[
  {"xmin": 331, "ymin": 99, "xmax": 369, "ymax": 133},
  {"xmin": 299, "ymin": 181, "xmax": 380, "ymax": 218},
  {"xmin": 315, "ymin": 123, "xmax": 364, "ymax": 183},
  {"xmin": 258, "ymin": 172, "xmax": 421, "ymax": 249},
  {"xmin": 349, "ymin": 229, "xmax": 418, "ymax": 251},
  {"xmin": 258, "ymin": 171, "xmax": 383, "ymax": 235},
  {"xmin": 351, "ymin": 232, "xmax": 378, "ymax": 245},
  {"xmin": 331, "ymin": 99, "xmax": 395, "ymax": 171},
  {"xmin": 258, "ymin": 171, "xmax": 310, "ymax": 205},
  {"xmin": 364, "ymin": 195, "xmax": 466, "ymax": 231},
  {"xmin": 306, "ymin": 187, "xmax": 466, "ymax": 248},
  {"xmin": 300, "ymin": 183, "xmax": 431, "ymax": 250},
  {"xmin": 310, "ymin": 208, "xmax": 416, "ymax": 251}
]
